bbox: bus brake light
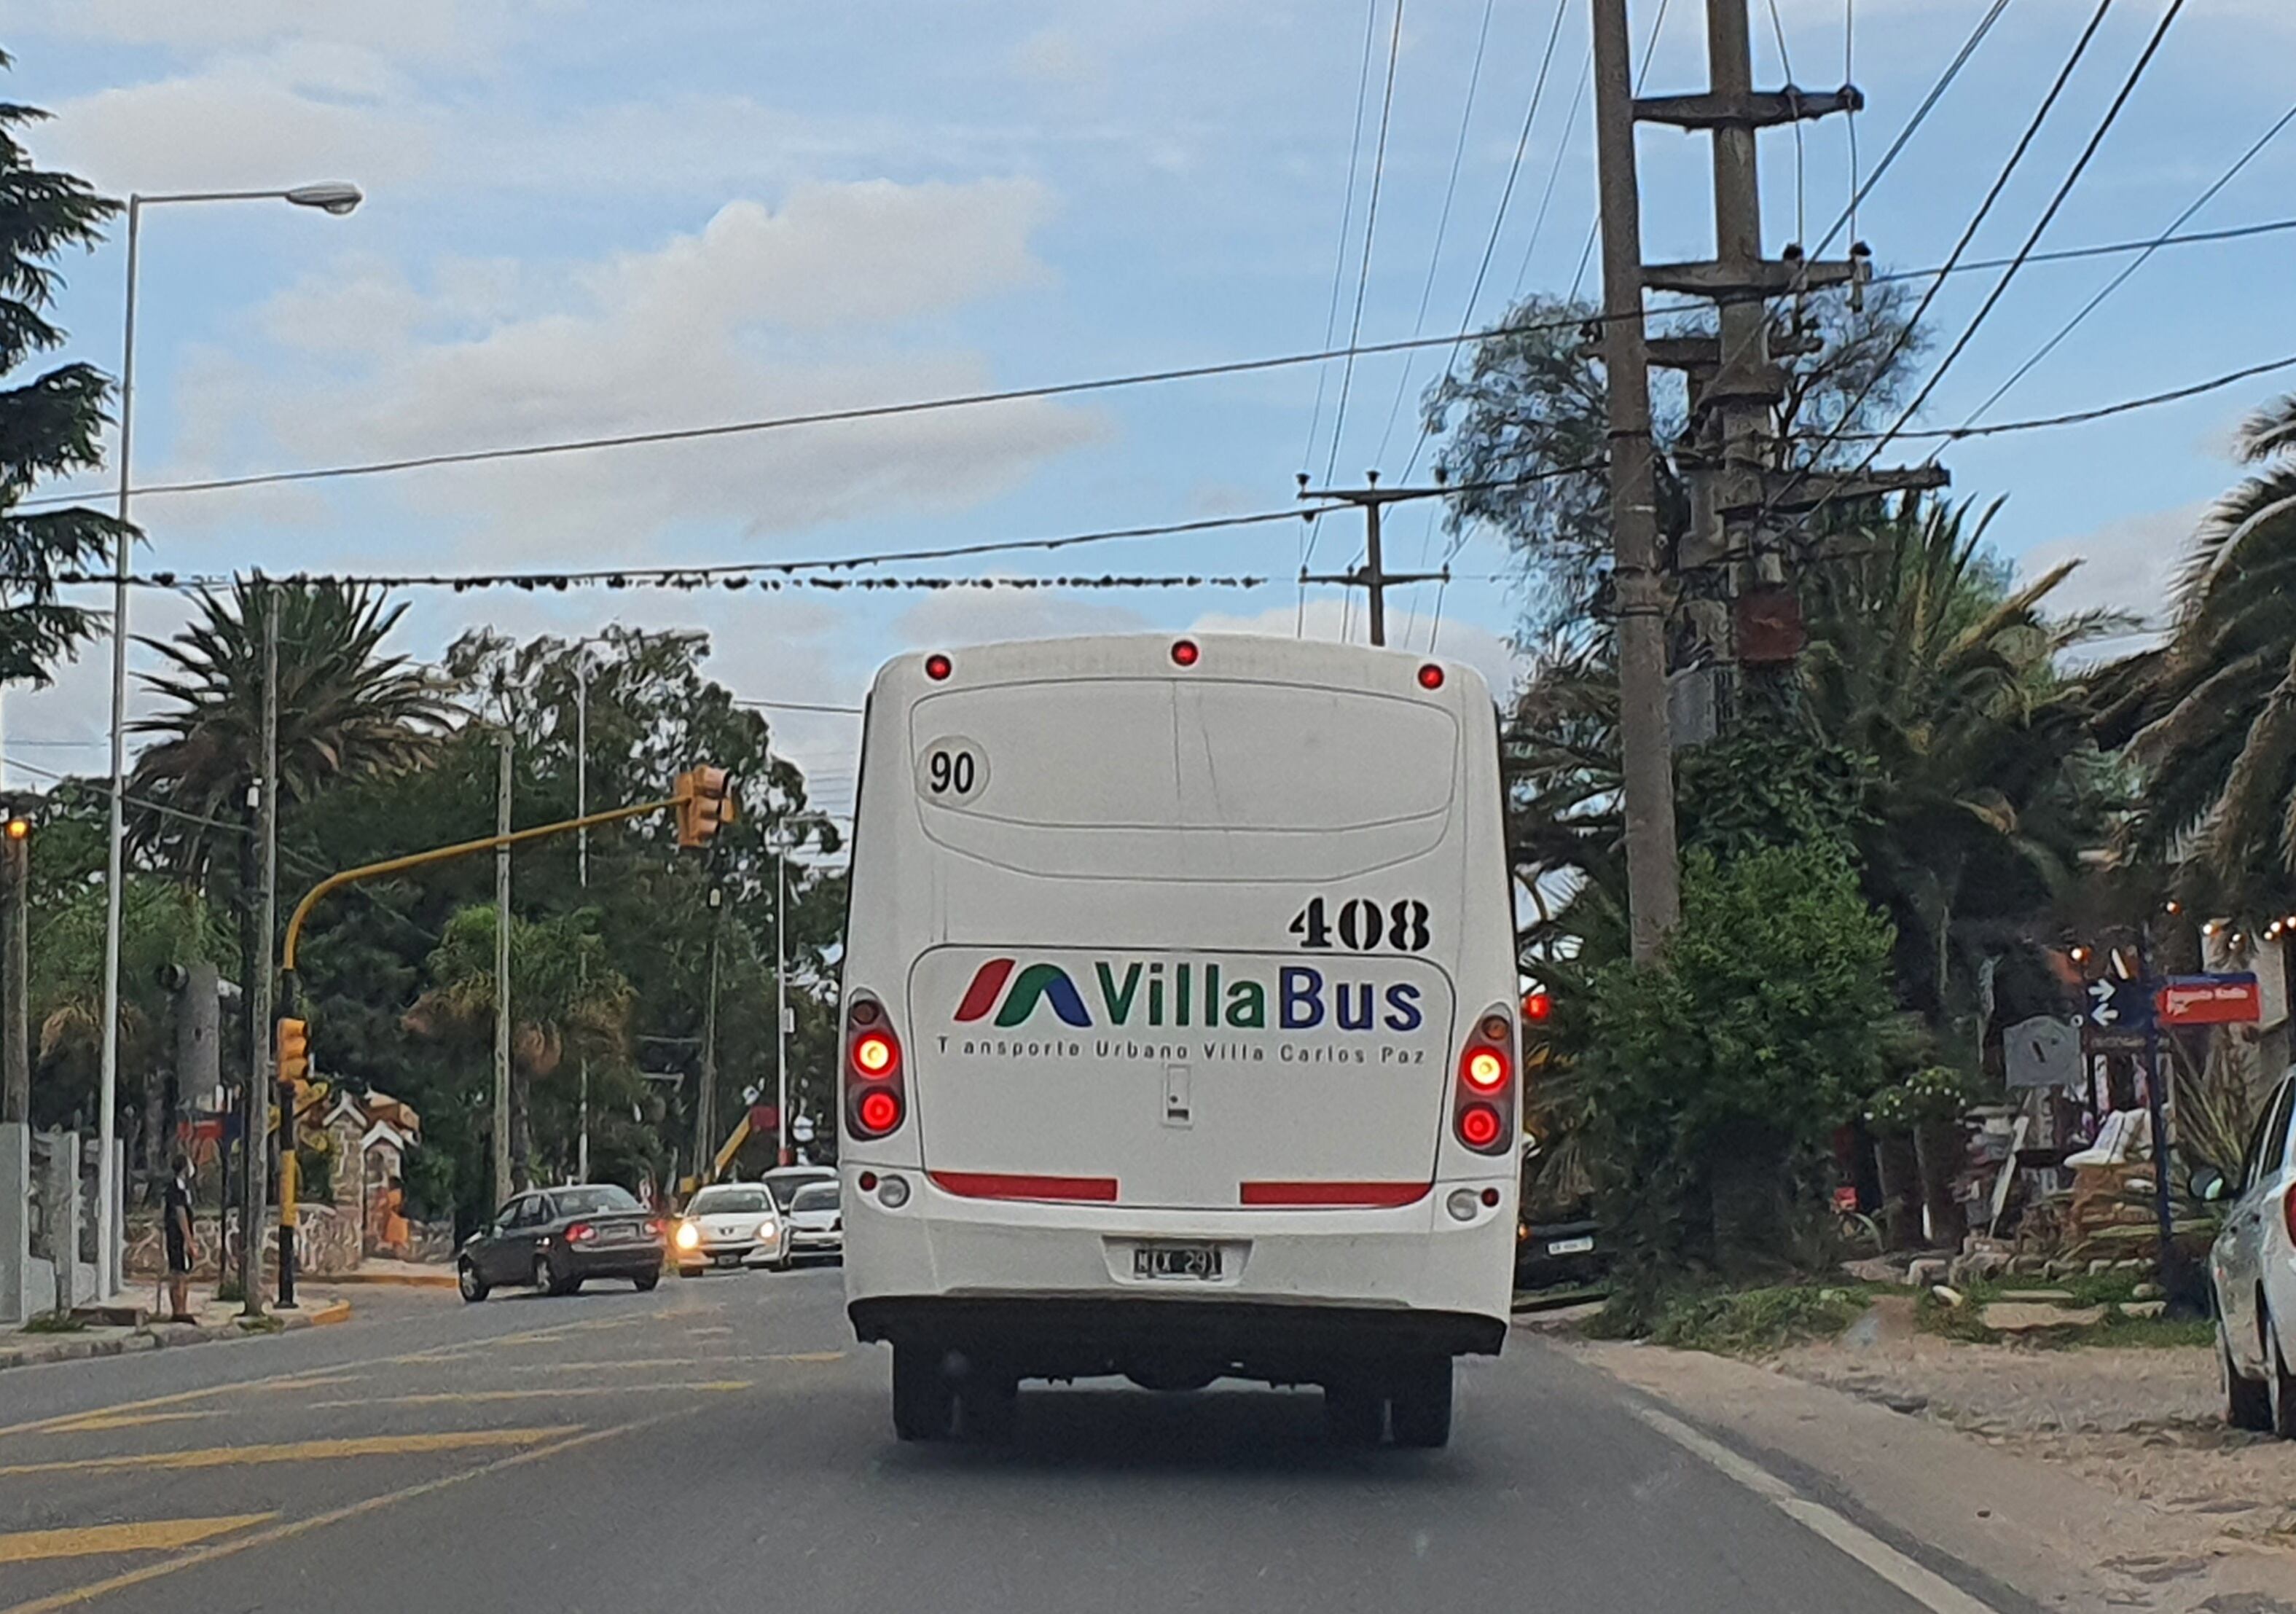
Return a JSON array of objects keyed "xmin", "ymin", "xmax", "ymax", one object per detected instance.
[
  {"xmin": 1457, "ymin": 1104, "xmax": 1502, "ymax": 1148},
  {"xmin": 856, "ymin": 1088, "xmax": 901, "ymax": 1136}
]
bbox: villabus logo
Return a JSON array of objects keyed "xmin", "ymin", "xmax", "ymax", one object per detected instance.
[{"xmin": 953, "ymin": 956, "xmax": 1422, "ymax": 1033}]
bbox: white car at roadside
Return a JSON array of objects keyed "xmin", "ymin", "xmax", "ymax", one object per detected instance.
[
  {"xmin": 2202, "ymin": 1067, "xmax": 2296, "ymax": 1435},
  {"xmin": 673, "ymin": 1183, "xmax": 788, "ymax": 1276},
  {"xmin": 783, "ymin": 1181, "xmax": 843, "ymax": 1263}
]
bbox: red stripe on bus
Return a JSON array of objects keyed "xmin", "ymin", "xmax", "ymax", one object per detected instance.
[
  {"xmin": 1239, "ymin": 1180, "xmax": 1431, "ymax": 1207},
  {"xmin": 929, "ymin": 1171, "xmax": 1120, "ymax": 1203}
]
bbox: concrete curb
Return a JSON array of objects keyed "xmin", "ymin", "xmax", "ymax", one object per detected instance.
[
  {"xmin": 325, "ymin": 1267, "xmax": 460, "ymax": 1290},
  {"xmin": 0, "ymin": 1296, "xmax": 350, "ymax": 1373}
]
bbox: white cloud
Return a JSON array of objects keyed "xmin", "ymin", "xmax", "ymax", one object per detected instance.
[
  {"xmin": 162, "ymin": 184, "xmax": 1100, "ymax": 560},
  {"xmin": 2016, "ymin": 501, "xmax": 2204, "ymax": 651},
  {"xmin": 892, "ymin": 585, "xmax": 1152, "ymax": 648},
  {"xmin": 20, "ymin": 0, "xmax": 530, "ymax": 65}
]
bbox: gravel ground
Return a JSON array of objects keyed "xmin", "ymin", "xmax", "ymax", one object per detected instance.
[{"xmin": 1771, "ymin": 1299, "xmax": 2296, "ymax": 1551}]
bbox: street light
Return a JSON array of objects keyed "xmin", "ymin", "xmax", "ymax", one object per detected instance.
[{"xmin": 95, "ymin": 181, "xmax": 361, "ymax": 1302}]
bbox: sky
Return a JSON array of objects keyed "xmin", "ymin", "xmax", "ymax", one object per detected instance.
[{"xmin": 7, "ymin": 0, "xmax": 2292, "ymax": 819}]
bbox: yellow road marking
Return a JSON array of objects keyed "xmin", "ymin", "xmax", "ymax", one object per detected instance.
[
  {"xmin": 439, "ymin": 1351, "xmax": 844, "ymax": 1374},
  {"xmin": 36, "ymin": 1411, "xmax": 226, "ymax": 1435},
  {"xmin": 0, "ymin": 1315, "xmax": 632, "ymax": 1442},
  {"xmin": 0, "ymin": 1427, "xmax": 579, "ymax": 1478},
  {"xmin": 0, "ymin": 1516, "xmax": 275, "ymax": 1564},
  {"xmin": 0, "ymin": 1414, "xmax": 685, "ymax": 1614},
  {"xmin": 307, "ymin": 1382, "xmax": 750, "ymax": 1407}
]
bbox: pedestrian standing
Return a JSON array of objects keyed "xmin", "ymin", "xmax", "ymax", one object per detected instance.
[{"xmin": 164, "ymin": 1153, "xmax": 198, "ymax": 1323}]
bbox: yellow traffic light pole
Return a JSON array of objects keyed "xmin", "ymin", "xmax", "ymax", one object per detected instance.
[{"xmin": 273, "ymin": 776, "xmax": 729, "ymax": 1292}]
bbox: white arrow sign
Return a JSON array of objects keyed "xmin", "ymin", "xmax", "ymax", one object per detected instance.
[{"xmin": 2088, "ymin": 979, "xmax": 2117, "ymax": 1026}]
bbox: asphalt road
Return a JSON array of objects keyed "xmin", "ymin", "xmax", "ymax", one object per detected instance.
[{"xmin": 0, "ymin": 1268, "xmax": 1963, "ymax": 1614}]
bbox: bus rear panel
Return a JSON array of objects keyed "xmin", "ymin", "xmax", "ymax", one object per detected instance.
[{"xmin": 838, "ymin": 635, "xmax": 1519, "ymax": 1442}]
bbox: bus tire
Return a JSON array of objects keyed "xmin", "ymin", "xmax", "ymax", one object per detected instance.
[
  {"xmin": 1323, "ymin": 1379, "xmax": 1385, "ymax": 1446},
  {"xmin": 959, "ymin": 1371, "xmax": 1019, "ymax": 1443},
  {"xmin": 892, "ymin": 1343, "xmax": 956, "ymax": 1441},
  {"xmin": 1390, "ymin": 1357, "xmax": 1453, "ymax": 1449}
]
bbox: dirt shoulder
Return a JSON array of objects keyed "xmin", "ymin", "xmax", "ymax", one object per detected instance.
[{"xmin": 1532, "ymin": 1305, "xmax": 2296, "ymax": 1612}]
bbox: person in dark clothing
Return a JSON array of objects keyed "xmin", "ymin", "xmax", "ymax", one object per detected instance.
[{"xmin": 163, "ymin": 1155, "xmax": 197, "ymax": 1322}]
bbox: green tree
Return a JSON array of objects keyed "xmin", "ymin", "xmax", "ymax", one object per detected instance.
[
  {"xmin": 2107, "ymin": 392, "xmax": 2296, "ymax": 917},
  {"xmin": 128, "ymin": 580, "xmax": 454, "ymax": 880},
  {"xmin": 404, "ymin": 905, "xmax": 635, "ymax": 1191},
  {"xmin": 0, "ymin": 67, "xmax": 129, "ymax": 684},
  {"xmin": 1426, "ymin": 283, "xmax": 1924, "ymax": 633},
  {"xmin": 1578, "ymin": 844, "xmax": 1897, "ymax": 1297}
]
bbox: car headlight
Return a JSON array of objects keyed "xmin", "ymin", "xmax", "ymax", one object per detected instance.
[
  {"xmin": 673, "ymin": 1221, "xmax": 700, "ymax": 1250},
  {"xmin": 756, "ymin": 1220, "xmax": 777, "ymax": 1240}
]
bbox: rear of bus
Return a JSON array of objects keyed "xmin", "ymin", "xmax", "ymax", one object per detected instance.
[{"xmin": 838, "ymin": 634, "xmax": 1519, "ymax": 1445}]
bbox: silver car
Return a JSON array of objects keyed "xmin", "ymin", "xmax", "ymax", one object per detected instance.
[
  {"xmin": 2201, "ymin": 1067, "xmax": 2296, "ymax": 1435},
  {"xmin": 673, "ymin": 1183, "xmax": 788, "ymax": 1275},
  {"xmin": 783, "ymin": 1180, "xmax": 843, "ymax": 1263}
]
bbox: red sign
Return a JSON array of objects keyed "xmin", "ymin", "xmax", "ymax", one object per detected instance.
[
  {"xmin": 2157, "ymin": 974, "xmax": 2262, "ymax": 1027},
  {"xmin": 749, "ymin": 1105, "xmax": 780, "ymax": 1137}
]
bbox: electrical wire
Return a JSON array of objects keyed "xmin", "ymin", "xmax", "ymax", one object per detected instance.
[
  {"xmin": 1877, "ymin": 0, "xmax": 2190, "ymax": 463},
  {"xmin": 1302, "ymin": 0, "xmax": 1387, "ymax": 478},
  {"xmin": 1836, "ymin": 349, "xmax": 2296, "ymax": 442},
  {"xmin": 732, "ymin": 699, "xmax": 864, "ymax": 716},
  {"xmin": 1952, "ymin": 93, "xmax": 2296, "ymax": 432},
  {"xmin": 1812, "ymin": 0, "xmax": 2016, "ymax": 256},
  {"xmin": 1509, "ymin": 48, "xmax": 1591, "ymax": 300},
  {"xmin": 1322, "ymin": 0, "xmax": 1410, "ymax": 482},
  {"xmin": 1374, "ymin": 0, "xmax": 1500, "ymax": 467},
  {"xmin": 1569, "ymin": 0, "xmax": 1673, "ymax": 302},
  {"xmin": 17, "ymin": 210, "xmax": 2295, "ymax": 520},
  {"xmin": 1842, "ymin": 0, "xmax": 1860, "ymax": 247},
  {"xmin": 1766, "ymin": 0, "xmax": 1806, "ymax": 246},
  {"xmin": 1756, "ymin": 0, "xmax": 2120, "ymax": 527}
]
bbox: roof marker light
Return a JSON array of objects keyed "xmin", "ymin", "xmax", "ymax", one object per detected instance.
[
  {"xmin": 1170, "ymin": 639, "xmax": 1200, "ymax": 667},
  {"xmin": 925, "ymin": 653, "xmax": 952, "ymax": 681},
  {"xmin": 1418, "ymin": 663, "xmax": 1445, "ymax": 690}
]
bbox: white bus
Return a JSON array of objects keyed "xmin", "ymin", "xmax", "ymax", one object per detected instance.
[{"xmin": 838, "ymin": 633, "xmax": 1519, "ymax": 1446}]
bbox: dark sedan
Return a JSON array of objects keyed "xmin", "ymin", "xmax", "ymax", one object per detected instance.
[{"xmin": 458, "ymin": 1184, "xmax": 666, "ymax": 1301}]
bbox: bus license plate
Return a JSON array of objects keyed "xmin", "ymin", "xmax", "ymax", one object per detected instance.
[{"xmin": 1133, "ymin": 1243, "xmax": 1221, "ymax": 1281}]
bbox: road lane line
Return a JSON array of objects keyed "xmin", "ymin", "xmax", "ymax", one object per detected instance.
[
  {"xmin": 0, "ymin": 1427, "xmax": 580, "ymax": 1477},
  {"xmin": 305, "ymin": 1382, "xmax": 751, "ymax": 1406},
  {"xmin": 420, "ymin": 1351, "xmax": 845, "ymax": 1374},
  {"xmin": 34, "ymin": 1411, "xmax": 225, "ymax": 1435},
  {"xmin": 0, "ymin": 1517, "xmax": 275, "ymax": 1564},
  {"xmin": 1629, "ymin": 1405, "xmax": 2002, "ymax": 1614},
  {"xmin": 0, "ymin": 1315, "xmax": 639, "ymax": 1442},
  {"xmin": 0, "ymin": 1412, "xmax": 690, "ymax": 1614}
]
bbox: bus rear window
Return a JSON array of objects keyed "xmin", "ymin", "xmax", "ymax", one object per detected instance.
[{"xmin": 909, "ymin": 680, "xmax": 1458, "ymax": 832}]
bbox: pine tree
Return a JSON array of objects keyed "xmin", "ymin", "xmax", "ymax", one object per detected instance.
[{"xmin": 1, "ymin": 58, "xmax": 131, "ymax": 683}]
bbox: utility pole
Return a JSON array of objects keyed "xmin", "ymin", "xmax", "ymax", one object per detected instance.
[
  {"xmin": 493, "ymin": 732, "xmax": 513, "ymax": 1207},
  {"xmin": 1295, "ymin": 472, "xmax": 1451, "ymax": 648},
  {"xmin": 574, "ymin": 657, "xmax": 589, "ymax": 1183},
  {"xmin": 1591, "ymin": 0, "xmax": 1680, "ymax": 961},
  {"xmin": 695, "ymin": 885, "xmax": 723, "ymax": 1183},
  {"xmin": 775, "ymin": 844, "xmax": 790, "ymax": 1166},
  {"xmin": 241, "ymin": 588, "xmax": 278, "ymax": 1317},
  {"xmin": 2, "ymin": 807, "xmax": 28, "ymax": 1126},
  {"xmin": 1631, "ymin": 0, "xmax": 1941, "ymax": 679}
]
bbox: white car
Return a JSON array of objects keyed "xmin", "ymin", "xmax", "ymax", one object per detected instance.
[
  {"xmin": 2203, "ymin": 1067, "xmax": 2296, "ymax": 1435},
  {"xmin": 783, "ymin": 1181, "xmax": 843, "ymax": 1263},
  {"xmin": 673, "ymin": 1183, "xmax": 788, "ymax": 1276}
]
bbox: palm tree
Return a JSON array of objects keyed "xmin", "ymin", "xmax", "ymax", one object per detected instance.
[
  {"xmin": 404, "ymin": 906, "xmax": 634, "ymax": 1188},
  {"xmin": 2108, "ymin": 394, "xmax": 2296, "ymax": 916},
  {"xmin": 128, "ymin": 581, "xmax": 455, "ymax": 880}
]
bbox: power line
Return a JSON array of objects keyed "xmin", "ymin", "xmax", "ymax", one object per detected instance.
[
  {"xmin": 1758, "ymin": 0, "xmax": 2120, "ymax": 527},
  {"xmin": 1302, "ymin": 0, "xmax": 1387, "ymax": 477},
  {"xmin": 733, "ymin": 699, "xmax": 864, "ymax": 716},
  {"xmin": 1880, "ymin": 0, "xmax": 2190, "ymax": 461},
  {"xmin": 1838, "ymin": 349, "xmax": 2296, "ymax": 442},
  {"xmin": 1374, "ymin": 0, "xmax": 1500, "ymax": 466},
  {"xmin": 1952, "ymin": 94, "xmax": 2296, "ymax": 431},
  {"xmin": 1509, "ymin": 48, "xmax": 1591, "ymax": 301},
  {"xmin": 18, "ymin": 213, "xmax": 2296, "ymax": 521},
  {"xmin": 1322, "ymin": 0, "xmax": 1409, "ymax": 483},
  {"xmin": 1813, "ymin": 0, "xmax": 2016, "ymax": 256},
  {"xmin": 1765, "ymin": 0, "xmax": 1806, "ymax": 246}
]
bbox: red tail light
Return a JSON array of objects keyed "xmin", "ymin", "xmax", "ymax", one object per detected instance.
[
  {"xmin": 846, "ymin": 995, "xmax": 907, "ymax": 1140},
  {"xmin": 567, "ymin": 1222, "xmax": 595, "ymax": 1244},
  {"xmin": 1454, "ymin": 1005, "xmax": 1516, "ymax": 1155},
  {"xmin": 644, "ymin": 1218, "xmax": 664, "ymax": 1237},
  {"xmin": 2284, "ymin": 1185, "xmax": 2296, "ymax": 1248}
]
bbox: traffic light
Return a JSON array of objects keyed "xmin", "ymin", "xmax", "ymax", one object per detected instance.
[
  {"xmin": 275, "ymin": 1016, "xmax": 311, "ymax": 1087},
  {"xmin": 675, "ymin": 765, "xmax": 737, "ymax": 849}
]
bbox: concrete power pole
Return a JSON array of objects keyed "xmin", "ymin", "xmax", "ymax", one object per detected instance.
[
  {"xmin": 241, "ymin": 587, "xmax": 279, "ymax": 1317},
  {"xmin": 493, "ymin": 732, "xmax": 513, "ymax": 1207},
  {"xmin": 2, "ymin": 816, "xmax": 26, "ymax": 1125},
  {"xmin": 1295, "ymin": 472, "xmax": 1452, "ymax": 649},
  {"xmin": 1591, "ymin": 0, "xmax": 1680, "ymax": 962}
]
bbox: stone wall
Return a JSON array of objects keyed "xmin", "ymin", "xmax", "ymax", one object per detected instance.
[{"xmin": 124, "ymin": 1200, "xmax": 364, "ymax": 1280}]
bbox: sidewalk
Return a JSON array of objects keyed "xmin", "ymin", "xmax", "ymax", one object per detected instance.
[
  {"xmin": 324, "ymin": 1257, "xmax": 459, "ymax": 1290},
  {"xmin": 1529, "ymin": 1312, "xmax": 2296, "ymax": 1612},
  {"xmin": 0, "ymin": 1282, "xmax": 351, "ymax": 1372}
]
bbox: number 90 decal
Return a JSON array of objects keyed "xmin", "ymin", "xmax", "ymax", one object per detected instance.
[{"xmin": 917, "ymin": 737, "xmax": 987, "ymax": 804}]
